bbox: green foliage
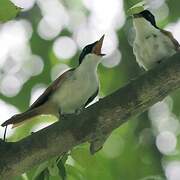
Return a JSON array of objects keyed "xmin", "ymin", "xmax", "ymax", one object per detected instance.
[
  {"xmin": 32, "ymin": 161, "xmax": 49, "ymax": 180},
  {"xmin": 0, "ymin": 0, "xmax": 21, "ymax": 22},
  {"xmin": 57, "ymin": 155, "xmax": 68, "ymax": 180},
  {"xmin": 127, "ymin": 1, "xmax": 146, "ymax": 15},
  {"xmin": 30, "ymin": 155, "xmax": 68, "ymax": 180}
]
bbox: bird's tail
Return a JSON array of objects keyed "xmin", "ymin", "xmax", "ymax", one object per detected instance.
[
  {"xmin": 1, "ymin": 108, "xmax": 40, "ymax": 128},
  {"xmin": 1, "ymin": 103, "xmax": 59, "ymax": 128}
]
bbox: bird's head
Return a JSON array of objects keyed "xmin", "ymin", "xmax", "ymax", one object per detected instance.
[
  {"xmin": 79, "ymin": 35, "xmax": 105, "ymax": 64},
  {"xmin": 133, "ymin": 10, "xmax": 158, "ymax": 29}
]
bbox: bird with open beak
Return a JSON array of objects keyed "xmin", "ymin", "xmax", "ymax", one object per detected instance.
[
  {"xmin": 1, "ymin": 35, "xmax": 105, "ymax": 132},
  {"xmin": 132, "ymin": 10, "xmax": 180, "ymax": 70}
]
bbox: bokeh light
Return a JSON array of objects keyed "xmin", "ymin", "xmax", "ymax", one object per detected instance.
[
  {"xmin": 156, "ymin": 131, "xmax": 177, "ymax": 155},
  {"xmin": 53, "ymin": 36, "xmax": 77, "ymax": 60},
  {"xmin": 102, "ymin": 49, "xmax": 121, "ymax": 68},
  {"xmin": 0, "ymin": 19, "xmax": 43, "ymax": 97},
  {"xmin": 149, "ymin": 99, "xmax": 171, "ymax": 132},
  {"xmin": 11, "ymin": 0, "xmax": 36, "ymax": 11},
  {"xmin": 23, "ymin": 55, "xmax": 44, "ymax": 77},
  {"xmin": 103, "ymin": 133, "xmax": 124, "ymax": 158},
  {"xmin": 83, "ymin": 0, "xmax": 125, "ymax": 30},
  {"xmin": 166, "ymin": 20, "xmax": 180, "ymax": 43},
  {"xmin": 30, "ymin": 84, "xmax": 47, "ymax": 106},
  {"xmin": 37, "ymin": 16, "xmax": 63, "ymax": 40},
  {"xmin": 51, "ymin": 64, "xmax": 70, "ymax": 81},
  {"xmin": 37, "ymin": 0, "xmax": 69, "ymax": 40},
  {"xmin": 165, "ymin": 161, "xmax": 180, "ymax": 180},
  {"xmin": 0, "ymin": 75, "xmax": 22, "ymax": 97},
  {"xmin": 146, "ymin": 0, "xmax": 166, "ymax": 9},
  {"xmin": 0, "ymin": 100, "xmax": 19, "ymax": 138}
]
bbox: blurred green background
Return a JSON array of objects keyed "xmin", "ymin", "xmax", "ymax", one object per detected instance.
[{"xmin": 0, "ymin": 0, "xmax": 180, "ymax": 179}]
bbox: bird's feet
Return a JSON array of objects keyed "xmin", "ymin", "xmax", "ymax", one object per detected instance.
[{"xmin": 60, "ymin": 107, "xmax": 84, "ymax": 121}]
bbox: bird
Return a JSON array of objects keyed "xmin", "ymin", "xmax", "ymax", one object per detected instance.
[
  {"xmin": 132, "ymin": 10, "xmax": 180, "ymax": 70},
  {"xmin": 1, "ymin": 35, "xmax": 105, "ymax": 133}
]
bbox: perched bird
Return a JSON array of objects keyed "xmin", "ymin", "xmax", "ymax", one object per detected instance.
[
  {"xmin": 1, "ymin": 35, "xmax": 105, "ymax": 130},
  {"xmin": 132, "ymin": 10, "xmax": 180, "ymax": 70}
]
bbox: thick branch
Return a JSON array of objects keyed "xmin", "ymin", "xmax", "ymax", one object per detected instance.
[{"xmin": 0, "ymin": 53, "xmax": 180, "ymax": 179}]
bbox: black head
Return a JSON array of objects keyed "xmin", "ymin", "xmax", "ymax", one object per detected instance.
[
  {"xmin": 79, "ymin": 35, "xmax": 105, "ymax": 64},
  {"xmin": 134, "ymin": 10, "xmax": 158, "ymax": 28}
]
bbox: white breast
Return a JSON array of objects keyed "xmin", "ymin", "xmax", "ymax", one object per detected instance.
[
  {"xmin": 52, "ymin": 54, "xmax": 100, "ymax": 114},
  {"xmin": 133, "ymin": 18, "xmax": 176, "ymax": 70}
]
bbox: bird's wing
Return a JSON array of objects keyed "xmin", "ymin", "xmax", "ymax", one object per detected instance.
[
  {"xmin": 29, "ymin": 69, "xmax": 75, "ymax": 110},
  {"xmin": 161, "ymin": 29, "xmax": 180, "ymax": 51}
]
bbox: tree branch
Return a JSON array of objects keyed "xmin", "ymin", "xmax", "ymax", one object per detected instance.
[{"xmin": 0, "ymin": 53, "xmax": 180, "ymax": 179}]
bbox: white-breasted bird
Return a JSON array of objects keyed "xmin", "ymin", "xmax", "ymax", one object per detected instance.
[
  {"xmin": 132, "ymin": 10, "xmax": 180, "ymax": 70},
  {"xmin": 1, "ymin": 35, "xmax": 105, "ymax": 129}
]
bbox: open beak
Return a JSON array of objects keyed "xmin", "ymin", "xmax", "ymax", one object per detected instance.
[{"xmin": 92, "ymin": 35, "xmax": 105, "ymax": 56}]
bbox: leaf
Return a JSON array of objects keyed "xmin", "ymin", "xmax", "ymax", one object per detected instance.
[
  {"xmin": 34, "ymin": 169, "xmax": 49, "ymax": 180},
  {"xmin": 32, "ymin": 161, "xmax": 49, "ymax": 180},
  {"xmin": 127, "ymin": 1, "xmax": 148, "ymax": 15},
  {"xmin": 32, "ymin": 156, "xmax": 63, "ymax": 180},
  {"xmin": 43, "ymin": 169, "xmax": 50, "ymax": 180},
  {"xmin": 66, "ymin": 164, "xmax": 84, "ymax": 180},
  {"xmin": 57, "ymin": 160, "xmax": 67, "ymax": 180},
  {"xmin": 48, "ymin": 163, "xmax": 59, "ymax": 177},
  {"xmin": 0, "ymin": 0, "xmax": 21, "ymax": 22},
  {"xmin": 57, "ymin": 153, "xmax": 69, "ymax": 180}
]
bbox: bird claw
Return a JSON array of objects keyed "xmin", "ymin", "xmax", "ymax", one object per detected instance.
[{"xmin": 60, "ymin": 107, "xmax": 84, "ymax": 120}]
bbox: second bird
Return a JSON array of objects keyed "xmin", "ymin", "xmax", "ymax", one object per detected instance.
[
  {"xmin": 2, "ymin": 35, "xmax": 105, "ymax": 128},
  {"xmin": 132, "ymin": 10, "xmax": 180, "ymax": 70}
]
